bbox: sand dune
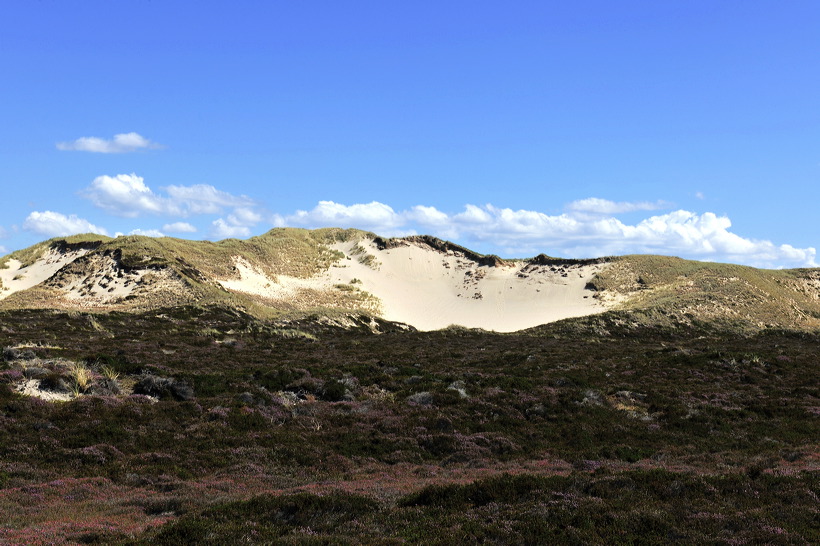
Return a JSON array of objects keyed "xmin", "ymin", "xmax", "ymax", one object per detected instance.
[
  {"xmin": 218, "ymin": 239, "xmax": 609, "ymax": 332},
  {"xmin": 0, "ymin": 248, "xmax": 89, "ymax": 301},
  {"xmin": 2, "ymin": 235, "xmax": 612, "ymax": 331}
]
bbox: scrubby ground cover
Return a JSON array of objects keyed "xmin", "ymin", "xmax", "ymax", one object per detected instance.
[{"xmin": 0, "ymin": 307, "xmax": 817, "ymax": 544}]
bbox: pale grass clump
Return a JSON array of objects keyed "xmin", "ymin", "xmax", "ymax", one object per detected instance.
[
  {"xmin": 69, "ymin": 362, "xmax": 93, "ymax": 394},
  {"xmin": 100, "ymin": 364, "xmax": 120, "ymax": 382}
]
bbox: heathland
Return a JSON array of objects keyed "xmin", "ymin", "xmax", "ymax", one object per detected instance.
[{"xmin": 0, "ymin": 230, "xmax": 817, "ymax": 543}]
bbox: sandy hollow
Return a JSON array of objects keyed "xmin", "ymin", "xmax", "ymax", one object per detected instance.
[{"xmin": 218, "ymin": 239, "xmax": 610, "ymax": 332}]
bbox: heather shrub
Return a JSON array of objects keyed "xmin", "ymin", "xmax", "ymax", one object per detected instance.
[
  {"xmin": 148, "ymin": 491, "xmax": 379, "ymax": 543},
  {"xmin": 90, "ymin": 377, "xmax": 121, "ymax": 396},
  {"xmin": 400, "ymin": 473, "xmax": 564, "ymax": 508},
  {"xmin": 0, "ymin": 306, "xmax": 817, "ymax": 543},
  {"xmin": 134, "ymin": 375, "xmax": 194, "ymax": 401},
  {"xmin": 320, "ymin": 378, "xmax": 347, "ymax": 401},
  {"xmin": 255, "ymin": 367, "xmax": 303, "ymax": 391},
  {"xmin": 85, "ymin": 353, "xmax": 143, "ymax": 375},
  {"xmin": 22, "ymin": 366, "xmax": 49, "ymax": 379},
  {"xmin": 3, "ymin": 347, "xmax": 35, "ymax": 361}
]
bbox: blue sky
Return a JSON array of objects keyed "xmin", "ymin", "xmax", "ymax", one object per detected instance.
[{"xmin": 1, "ymin": 1, "xmax": 818, "ymax": 268}]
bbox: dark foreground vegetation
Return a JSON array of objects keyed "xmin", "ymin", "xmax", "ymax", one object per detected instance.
[{"xmin": 0, "ymin": 306, "xmax": 817, "ymax": 544}]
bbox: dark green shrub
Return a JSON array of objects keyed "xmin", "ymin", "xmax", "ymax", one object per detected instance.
[
  {"xmin": 149, "ymin": 491, "xmax": 378, "ymax": 543},
  {"xmin": 134, "ymin": 375, "xmax": 194, "ymax": 401},
  {"xmin": 321, "ymin": 379, "xmax": 346, "ymax": 401}
]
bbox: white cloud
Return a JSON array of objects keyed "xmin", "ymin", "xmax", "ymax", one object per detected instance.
[
  {"xmin": 81, "ymin": 174, "xmax": 262, "ymax": 241},
  {"xmin": 567, "ymin": 198, "xmax": 670, "ymax": 215},
  {"xmin": 163, "ymin": 222, "xmax": 197, "ymax": 234},
  {"xmin": 406, "ymin": 205, "xmax": 449, "ymax": 226},
  {"xmin": 279, "ymin": 201, "xmax": 405, "ymax": 233},
  {"xmin": 56, "ymin": 132, "xmax": 162, "ymax": 153},
  {"xmin": 0, "ymin": 245, "xmax": 6, "ymax": 255},
  {"xmin": 83, "ymin": 174, "xmax": 169, "ymax": 217},
  {"xmin": 23, "ymin": 211, "xmax": 109, "ymax": 237},
  {"xmin": 128, "ymin": 229, "xmax": 165, "ymax": 237},
  {"xmin": 211, "ymin": 218, "xmax": 251, "ymax": 239},
  {"xmin": 226, "ymin": 207, "xmax": 262, "ymax": 226},
  {"xmin": 273, "ymin": 200, "xmax": 817, "ymax": 268},
  {"xmin": 209, "ymin": 205, "xmax": 265, "ymax": 240},
  {"xmin": 165, "ymin": 185, "xmax": 255, "ymax": 214},
  {"xmin": 81, "ymin": 174, "xmax": 258, "ymax": 220},
  {"xmin": 695, "ymin": 191, "xmax": 705, "ymax": 200}
]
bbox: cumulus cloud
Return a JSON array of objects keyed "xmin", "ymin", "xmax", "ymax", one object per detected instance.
[
  {"xmin": 567, "ymin": 198, "xmax": 670, "ymax": 215},
  {"xmin": 211, "ymin": 218, "xmax": 251, "ymax": 239},
  {"xmin": 165, "ymin": 185, "xmax": 255, "ymax": 215},
  {"xmin": 273, "ymin": 200, "xmax": 816, "ymax": 268},
  {"xmin": 23, "ymin": 211, "xmax": 109, "ymax": 237},
  {"xmin": 56, "ymin": 132, "xmax": 162, "ymax": 153},
  {"xmin": 127, "ymin": 229, "xmax": 165, "ymax": 237},
  {"xmin": 81, "ymin": 174, "xmax": 257, "ymax": 219},
  {"xmin": 210, "ymin": 206, "xmax": 264, "ymax": 240},
  {"xmin": 83, "ymin": 174, "xmax": 169, "ymax": 217},
  {"xmin": 163, "ymin": 222, "xmax": 197, "ymax": 234},
  {"xmin": 226, "ymin": 207, "xmax": 262, "ymax": 226},
  {"xmin": 274, "ymin": 201, "xmax": 410, "ymax": 236}
]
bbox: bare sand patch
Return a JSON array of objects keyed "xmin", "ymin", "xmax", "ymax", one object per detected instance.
[
  {"xmin": 323, "ymin": 240, "xmax": 609, "ymax": 332},
  {"xmin": 217, "ymin": 257, "xmax": 321, "ymax": 300},
  {"xmin": 16, "ymin": 379, "xmax": 73, "ymax": 402},
  {"xmin": 0, "ymin": 248, "xmax": 89, "ymax": 300}
]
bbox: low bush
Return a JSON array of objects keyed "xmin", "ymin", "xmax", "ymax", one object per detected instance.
[{"xmin": 133, "ymin": 375, "xmax": 194, "ymax": 401}]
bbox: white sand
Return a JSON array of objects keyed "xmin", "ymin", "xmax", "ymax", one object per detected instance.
[
  {"xmin": 218, "ymin": 239, "xmax": 610, "ymax": 332},
  {"xmin": 325, "ymin": 240, "xmax": 608, "ymax": 332},
  {"xmin": 16, "ymin": 379, "xmax": 73, "ymax": 402},
  {"xmin": 218, "ymin": 257, "xmax": 320, "ymax": 300},
  {"xmin": 0, "ymin": 248, "xmax": 89, "ymax": 300}
]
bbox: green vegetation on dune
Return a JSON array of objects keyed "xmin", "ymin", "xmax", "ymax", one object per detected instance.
[
  {"xmin": 0, "ymin": 233, "xmax": 112, "ymax": 269},
  {"xmin": 588, "ymin": 254, "xmax": 820, "ymax": 330},
  {"xmin": 0, "ymin": 228, "xmax": 380, "ymax": 316},
  {"xmin": 105, "ymin": 227, "xmax": 371, "ymax": 277}
]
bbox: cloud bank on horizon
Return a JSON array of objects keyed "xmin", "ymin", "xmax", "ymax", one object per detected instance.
[
  {"xmin": 5, "ymin": 174, "xmax": 815, "ymax": 269},
  {"xmin": 274, "ymin": 200, "xmax": 816, "ymax": 269}
]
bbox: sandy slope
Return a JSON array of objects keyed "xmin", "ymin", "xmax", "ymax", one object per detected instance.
[
  {"xmin": 218, "ymin": 257, "xmax": 322, "ymax": 300},
  {"xmin": 55, "ymin": 254, "xmax": 151, "ymax": 304},
  {"xmin": 218, "ymin": 239, "xmax": 610, "ymax": 332},
  {"xmin": 0, "ymin": 248, "xmax": 89, "ymax": 301},
  {"xmin": 327, "ymin": 240, "xmax": 608, "ymax": 331}
]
